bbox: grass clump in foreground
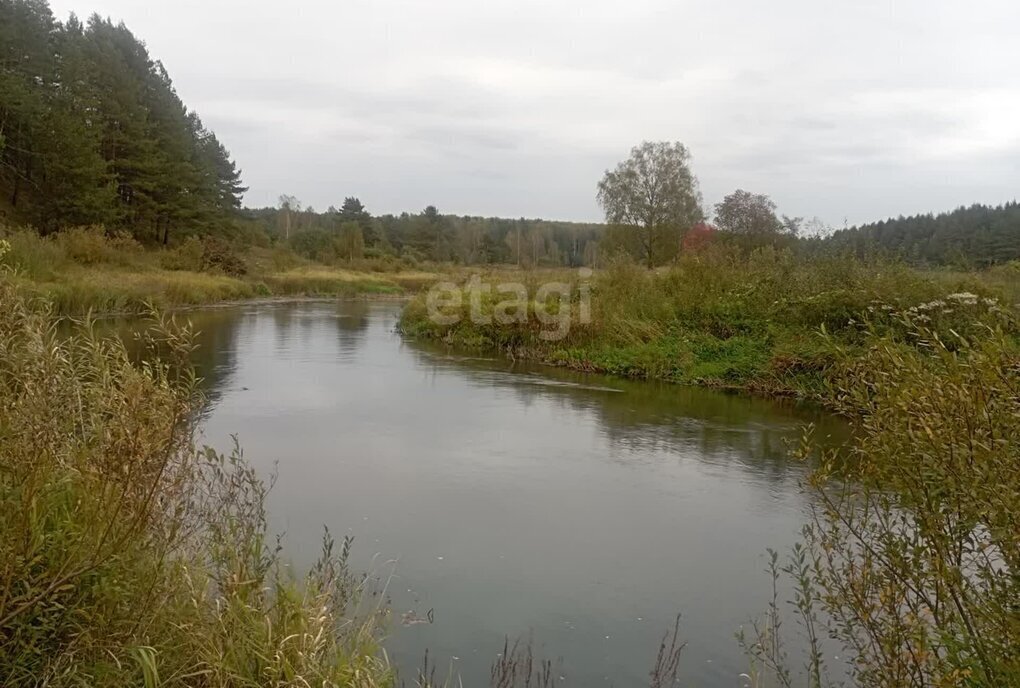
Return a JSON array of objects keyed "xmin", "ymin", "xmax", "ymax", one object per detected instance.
[
  {"xmin": 399, "ymin": 246, "xmax": 1019, "ymax": 399},
  {"xmin": 0, "ymin": 287, "xmax": 392, "ymax": 687}
]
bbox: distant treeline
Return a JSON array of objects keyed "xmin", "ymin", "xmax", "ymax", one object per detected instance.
[
  {"xmin": 0, "ymin": 0, "xmax": 245, "ymax": 241},
  {"xmin": 243, "ymin": 201, "xmax": 604, "ymax": 267},
  {"xmin": 814, "ymin": 202, "xmax": 1020, "ymax": 268}
]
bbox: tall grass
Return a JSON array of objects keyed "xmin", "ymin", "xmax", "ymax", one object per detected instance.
[
  {"xmin": 400, "ymin": 246, "xmax": 1017, "ymax": 398},
  {"xmin": 0, "ymin": 287, "xmax": 392, "ymax": 686},
  {"xmin": 0, "ymin": 226, "xmax": 441, "ymax": 315}
]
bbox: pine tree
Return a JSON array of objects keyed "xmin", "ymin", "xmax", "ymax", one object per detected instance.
[{"xmin": 0, "ymin": 2, "xmax": 246, "ymax": 239}]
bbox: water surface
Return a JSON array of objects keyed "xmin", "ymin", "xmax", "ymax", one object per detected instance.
[{"xmin": 181, "ymin": 300, "xmax": 845, "ymax": 687}]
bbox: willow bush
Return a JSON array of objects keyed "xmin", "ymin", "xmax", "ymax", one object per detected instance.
[
  {"xmin": 812, "ymin": 311, "xmax": 1018, "ymax": 686},
  {"xmin": 744, "ymin": 300, "xmax": 1020, "ymax": 687},
  {"xmin": 0, "ymin": 287, "xmax": 391, "ymax": 687}
]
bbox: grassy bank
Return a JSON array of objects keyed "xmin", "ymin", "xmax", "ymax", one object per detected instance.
[
  {"xmin": 0, "ymin": 228, "xmax": 441, "ymax": 315},
  {"xmin": 0, "ymin": 286, "xmax": 392, "ymax": 686},
  {"xmin": 399, "ymin": 247, "xmax": 1020, "ymax": 400}
]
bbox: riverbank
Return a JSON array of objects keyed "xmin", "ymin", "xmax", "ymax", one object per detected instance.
[
  {"xmin": 0, "ymin": 228, "xmax": 440, "ymax": 316},
  {"xmin": 398, "ymin": 248, "xmax": 1020, "ymax": 403}
]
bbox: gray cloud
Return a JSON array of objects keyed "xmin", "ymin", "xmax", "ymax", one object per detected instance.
[{"xmin": 50, "ymin": 0, "xmax": 1020, "ymax": 224}]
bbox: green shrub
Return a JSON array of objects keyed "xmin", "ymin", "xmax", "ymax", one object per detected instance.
[
  {"xmin": 57, "ymin": 226, "xmax": 140, "ymax": 265},
  {"xmin": 160, "ymin": 235, "xmax": 205, "ymax": 271},
  {"xmin": 400, "ymin": 246, "xmax": 425, "ymax": 267},
  {"xmin": 266, "ymin": 245, "xmax": 302, "ymax": 271},
  {"xmin": 745, "ymin": 315, "xmax": 1020, "ymax": 687},
  {"xmin": 160, "ymin": 236, "xmax": 248, "ymax": 276},
  {"xmin": 198, "ymin": 235, "xmax": 248, "ymax": 276},
  {"xmin": 58, "ymin": 226, "xmax": 107, "ymax": 264}
]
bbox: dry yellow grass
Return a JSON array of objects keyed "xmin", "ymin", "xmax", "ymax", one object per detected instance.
[
  {"xmin": 0, "ymin": 227, "xmax": 452, "ymax": 313},
  {"xmin": 8, "ymin": 265, "xmax": 255, "ymax": 314}
]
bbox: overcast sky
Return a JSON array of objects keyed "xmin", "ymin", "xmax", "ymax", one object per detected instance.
[{"xmin": 48, "ymin": 0, "xmax": 1020, "ymax": 226}]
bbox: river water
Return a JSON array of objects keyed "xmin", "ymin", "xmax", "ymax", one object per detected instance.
[{"xmin": 175, "ymin": 299, "xmax": 846, "ymax": 687}]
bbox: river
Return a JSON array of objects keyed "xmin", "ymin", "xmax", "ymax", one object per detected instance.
[{"xmin": 172, "ymin": 299, "xmax": 846, "ymax": 687}]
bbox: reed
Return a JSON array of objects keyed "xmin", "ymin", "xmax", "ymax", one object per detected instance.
[{"xmin": 0, "ymin": 287, "xmax": 393, "ymax": 687}]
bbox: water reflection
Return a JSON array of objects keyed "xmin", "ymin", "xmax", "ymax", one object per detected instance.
[
  {"xmin": 123, "ymin": 301, "xmax": 847, "ymax": 688},
  {"xmin": 405, "ymin": 343, "xmax": 846, "ymax": 479},
  {"xmin": 187, "ymin": 309, "xmax": 242, "ymax": 407},
  {"xmin": 81, "ymin": 308, "xmax": 243, "ymax": 409}
]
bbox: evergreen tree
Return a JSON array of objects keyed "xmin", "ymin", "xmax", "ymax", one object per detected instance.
[
  {"xmin": 821, "ymin": 202, "xmax": 1020, "ymax": 267},
  {"xmin": 338, "ymin": 196, "xmax": 374, "ymax": 244},
  {"xmin": 0, "ymin": 1, "xmax": 246, "ymax": 239}
]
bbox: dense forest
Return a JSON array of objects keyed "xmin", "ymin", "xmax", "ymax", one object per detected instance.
[
  {"xmin": 0, "ymin": 0, "xmax": 245, "ymax": 241},
  {"xmin": 818, "ymin": 202, "xmax": 1020, "ymax": 267},
  {"xmin": 244, "ymin": 200, "xmax": 604, "ymax": 266}
]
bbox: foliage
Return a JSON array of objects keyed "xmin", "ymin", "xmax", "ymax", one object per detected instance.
[
  {"xmin": 714, "ymin": 189, "xmax": 786, "ymax": 236},
  {"xmin": 196, "ymin": 236, "xmax": 248, "ymax": 276},
  {"xmin": 815, "ymin": 202, "xmax": 1020, "ymax": 268},
  {"xmin": 400, "ymin": 247, "xmax": 1015, "ymax": 398},
  {"xmin": 0, "ymin": 1, "xmax": 245, "ymax": 239},
  {"xmin": 806, "ymin": 312, "xmax": 1018, "ymax": 685},
  {"xmin": 160, "ymin": 235, "xmax": 207, "ymax": 272},
  {"xmin": 596, "ymin": 141, "xmax": 705, "ymax": 267},
  {"xmin": 287, "ymin": 223, "xmax": 368, "ymax": 264},
  {"xmin": 247, "ymin": 203, "xmax": 604, "ymax": 267},
  {"xmin": 56, "ymin": 226, "xmax": 143, "ymax": 265},
  {"xmin": 0, "ymin": 223, "xmax": 437, "ymax": 314},
  {"xmin": 8, "ymin": 266, "xmax": 257, "ymax": 314},
  {"xmin": 741, "ymin": 308, "xmax": 1020, "ymax": 688},
  {"xmin": 153, "ymin": 235, "xmax": 251, "ymax": 277},
  {"xmin": 0, "ymin": 227, "xmax": 146, "ymax": 279},
  {"xmin": 0, "ymin": 287, "xmax": 392, "ymax": 687}
]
